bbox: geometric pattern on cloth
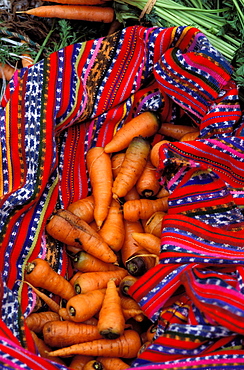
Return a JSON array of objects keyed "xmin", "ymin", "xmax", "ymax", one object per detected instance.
[{"xmin": 1, "ymin": 24, "xmax": 244, "ymax": 368}]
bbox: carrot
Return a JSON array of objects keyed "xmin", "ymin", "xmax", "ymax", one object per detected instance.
[
  {"xmin": 43, "ymin": 320, "xmax": 103, "ymax": 347},
  {"xmin": 107, "ymin": 18, "xmax": 122, "ymax": 35},
  {"xmin": 131, "ymin": 232, "xmax": 161, "ymax": 255},
  {"xmin": 0, "ymin": 62, "xmax": 16, "ymax": 81},
  {"xmin": 124, "ymin": 186, "xmax": 140, "ymax": 201},
  {"xmin": 58, "ymin": 307, "xmax": 71, "ymax": 321},
  {"xmin": 123, "ymin": 197, "xmax": 168, "ymax": 222},
  {"xmin": 156, "ymin": 186, "xmax": 170, "ymax": 198},
  {"xmin": 47, "ymin": 329, "xmax": 142, "ymax": 358},
  {"xmin": 120, "ymin": 296, "xmax": 142, "ymax": 312},
  {"xmin": 97, "ymin": 279, "xmax": 125, "ymax": 339},
  {"xmin": 73, "ymin": 269, "xmax": 127, "ymax": 294},
  {"xmin": 69, "ymin": 355, "xmax": 95, "ymax": 370},
  {"xmin": 111, "ymin": 154, "xmax": 141, "ymax": 200},
  {"xmin": 122, "ymin": 309, "xmax": 144, "ymax": 322},
  {"xmin": 66, "ymin": 289, "xmax": 105, "ymax": 323},
  {"xmin": 23, "ymin": 281, "xmax": 61, "ymax": 312},
  {"xmin": 30, "ymin": 331, "xmax": 65, "ymax": 364},
  {"xmin": 67, "ymin": 195, "xmax": 95, "ymax": 224},
  {"xmin": 98, "ymin": 199, "xmax": 125, "ymax": 252},
  {"xmin": 19, "ymin": 5, "xmax": 115, "ymax": 23},
  {"xmin": 150, "ymin": 140, "xmax": 169, "ymax": 168},
  {"xmin": 121, "ymin": 219, "xmax": 144, "ymax": 267},
  {"xmin": 111, "ymin": 153, "xmax": 125, "ymax": 179},
  {"xmin": 69, "ymin": 271, "xmax": 83, "ymax": 286},
  {"xmin": 180, "ymin": 131, "xmax": 200, "ymax": 141},
  {"xmin": 73, "ymin": 251, "xmax": 119, "ymax": 273},
  {"xmin": 24, "ymin": 258, "xmax": 75, "ymax": 301},
  {"xmin": 119, "ymin": 275, "xmax": 138, "ymax": 297},
  {"xmin": 125, "ymin": 248, "xmax": 158, "ymax": 277},
  {"xmin": 97, "ymin": 357, "xmax": 129, "ymax": 370},
  {"xmin": 158, "ymin": 123, "xmax": 199, "ymax": 140},
  {"xmin": 86, "ymin": 147, "xmax": 113, "ymax": 228},
  {"xmin": 144, "ymin": 211, "xmax": 165, "ymax": 238},
  {"xmin": 46, "ymin": 210, "xmax": 117, "ymax": 263},
  {"xmin": 67, "ymin": 244, "xmax": 83, "ymax": 255},
  {"xmin": 112, "ymin": 136, "xmax": 150, "ymax": 200},
  {"xmin": 104, "ymin": 112, "xmax": 159, "ymax": 154},
  {"xmin": 135, "ymin": 158, "xmax": 160, "ymax": 198},
  {"xmin": 43, "ymin": 0, "xmax": 110, "ymax": 4},
  {"xmin": 21, "ymin": 41, "xmax": 34, "ymax": 68},
  {"xmin": 25, "ymin": 311, "xmax": 60, "ymax": 333}
]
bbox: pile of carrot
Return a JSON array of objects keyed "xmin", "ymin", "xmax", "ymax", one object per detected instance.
[{"xmin": 23, "ymin": 111, "xmax": 199, "ymax": 368}]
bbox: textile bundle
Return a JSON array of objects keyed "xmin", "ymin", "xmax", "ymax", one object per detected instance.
[{"xmin": 1, "ymin": 24, "xmax": 244, "ymax": 369}]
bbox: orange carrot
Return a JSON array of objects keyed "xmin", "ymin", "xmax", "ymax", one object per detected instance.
[
  {"xmin": 112, "ymin": 155, "xmax": 140, "ymax": 200},
  {"xmin": 111, "ymin": 153, "xmax": 125, "ymax": 179},
  {"xmin": 120, "ymin": 296, "xmax": 142, "ymax": 312},
  {"xmin": 0, "ymin": 62, "xmax": 16, "ymax": 81},
  {"xmin": 23, "ymin": 281, "xmax": 61, "ymax": 312},
  {"xmin": 122, "ymin": 308, "xmax": 144, "ymax": 322},
  {"xmin": 47, "ymin": 329, "xmax": 142, "ymax": 358},
  {"xmin": 144, "ymin": 211, "xmax": 165, "ymax": 238},
  {"xmin": 131, "ymin": 232, "xmax": 161, "ymax": 255},
  {"xmin": 180, "ymin": 131, "xmax": 200, "ymax": 141},
  {"xmin": 43, "ymin": 320, "xmax": 103, "ymax": 347},
  {"xmin": 119, "ymin": 275, "xmax": 138, "ymax": 297},
  {"xmin": 121, "ymin": 219, "xmax": 144, "ymax": 267},
  {"xmin": 125, "ymin": 248, "xmax": 158, "ymax": 277},
  {"xmin": 73, "ymin": 250, "xmax": 119, "ymax": 273},
  {"xmin": 150, "ymin": 140, "xmax": 169, "ymax": 168},
  {"xmin": 156, "ymin": 186, "xmax": 170, "ymax": 198},
  {"xmin": 21, "ymin": 41, "xmax": 34, "ymax": 68},
  {"xmin": 66, "ymin": 289, "xmax": 105, "ymax": 323},
  {"xmin": 158, "ymin": 123, "xmax": 199, "ymax": 140},
  {"xmin": 104, "ymin": 112, "xmax": 159, "ymax": 154},
  {"xmin": 86, "ymin": 147, "xmax": 113, "ymax": 228},
  {"xmin": 19, "ymin": 5, "xmax": 114, "ymax": 23},
  {"xmin": 58, "ymin": 307, "xmax": 71, "ymax": 321},
  {"xmin": 98, "ymin": 199, "xmax": 125, "ymax": 252},
  {"xmin": 135, "ymin": 158, "xmax": 160, "ymax": 198},
  {"xmin": 123, "ymin": 197, "xmax": 168, "ymax": 222},
  {"xmin": 97, "ymin": 357, "xmax": 129, "ymax": 370},
  {"xmin": 43, "ymin": 0, "xmax": 110, "ymax": 4},
  {"xmin": 24, "ymin": 258, "xmax": 75, "ymax": 301},
  {"xmin": 112, "ymin": 136, "xmax": 150, "ymax": 200},
  {"xmin": 69, "ymin": 271, "xmax": 83, "ymax": 286},
  {"xmin": 69, "ymin": 355, "xmax": 95, "ymax": 370},
  {"xmin": 46, "ymin": 210, "xmax": 117, "ymax": 263},
  {"xmin": 25, "ymin": 311, "xmax": 60, "ymax": 333},
  {"xmin": 31, "ymin": 331, "xmax": 65, "ymax": 364},
  {"xmin": 124, "ymin": 186, "xmax": 140, "ymax": 201},
  {"xmin": 73, "ymin": 269, "xmax": 127, "ymax": 294},
  {"xmin": 97, "ymin": 279, "xmax": 125, "ymax": 339},
  {"xmin": 67, "ymin": 195, "xmax": 95, "ymax": 223}
]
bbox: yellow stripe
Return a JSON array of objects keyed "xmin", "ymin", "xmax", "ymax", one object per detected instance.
[{"xmin": 5, "ymin": 102, "xmax": 13, "ymax": 193}]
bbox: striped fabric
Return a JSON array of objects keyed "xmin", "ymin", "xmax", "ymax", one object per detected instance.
[{"xmin": 0, "ymin": 24, "xmax": 244, "ymax": 369}]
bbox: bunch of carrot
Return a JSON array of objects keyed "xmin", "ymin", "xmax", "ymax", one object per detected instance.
[
  {"xmin": 22, "ymin": 111, "xmax": 199, "ymax": 368},
  {"xmin": 17, "ymin": 0, "xmax": 115, "ymax": 23}
]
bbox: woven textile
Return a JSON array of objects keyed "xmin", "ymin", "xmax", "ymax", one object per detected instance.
[{"xmin": 1, "ymin": 24, "xmax": 244, "ymax": 369}]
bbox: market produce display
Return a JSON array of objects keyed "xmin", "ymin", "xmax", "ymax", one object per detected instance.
[{"xmin": 1, "ymin": 1, "xmax": 244, "ymax": 369}]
